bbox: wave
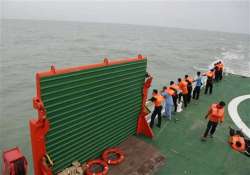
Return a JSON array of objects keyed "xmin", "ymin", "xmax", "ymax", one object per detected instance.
[{"xmin": 216, "ymin": 47, "xmax": 250, "ymax": 77}]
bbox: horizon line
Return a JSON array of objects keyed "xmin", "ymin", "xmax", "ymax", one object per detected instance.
[{"xmin": 3, "ymin": 17, "xmax": 250, "ymax": 36}]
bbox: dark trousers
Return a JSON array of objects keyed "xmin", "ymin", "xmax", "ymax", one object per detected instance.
[
  {"xmin": 219, "ymin": 70, "xmax": 223, "ymax": 80},
  {"xmin": 179, "ymin": 93, "xmax": 188, "ymax": 107},
  {"xmin": 150, "ymin": 106, "xmax": 162, "ymax": 128},
  {"xmin": 178, "ymin": 93, "xmax": 182, "ymax": 103},
  {"xmin": 205, "ymin": 82, "xmax": 213, "ymax": 94},
  {"xmin": 192, "ymin": 86, "xmax": 201, "ymax": 100},
  {"xmin": 203, "ymin": 120, "xmax": 218, "ymax": 137},
  {"xmin": 215, "ymin": 71, "xmax": 220, "ymax": 82},
  {"xmin": 183, "ymin": 94, "xmax": 188, "ymax": 107},
  {"xmin": 172, "ymin": 95, "xmax": 178, "ymax": 112},
  {"xmin": 187, "ymin": 86, "xmax": 192, "ymax": 103}
]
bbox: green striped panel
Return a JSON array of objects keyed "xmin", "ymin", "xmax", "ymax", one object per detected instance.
[{"xmin": 40, "ymin": 59, "xmax": 147, "ymax": 173}]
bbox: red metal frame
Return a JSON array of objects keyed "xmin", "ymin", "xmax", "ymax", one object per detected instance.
[
  {"xmin": 35, "ymin": 55, "xmax": 144, "ymax": 98},
  {"xmin": 29, "ymin": 55, "xmax": 152, "ymax": 175},
  {"xmin": 136, "ymin": 74, "xmax": 154, "ymax": 138}
]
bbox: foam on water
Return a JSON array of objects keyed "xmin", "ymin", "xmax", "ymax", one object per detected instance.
[
  {"xmin": 198, "ymin": 46, "xmax": 250, "ymax": 77},
  {"xmin": 218, "ymin": 46, "xmax": 250, "ymax": 77}
]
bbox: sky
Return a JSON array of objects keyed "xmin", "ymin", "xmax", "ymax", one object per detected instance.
[{"xmin": 1, "ymin": 0, "xmax": 250, "ymax": 34}]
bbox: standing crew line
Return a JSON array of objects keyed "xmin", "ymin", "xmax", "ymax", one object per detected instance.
[{"xmin": 147, "ymin": 61, "xmax": 225, "ymax": 131}]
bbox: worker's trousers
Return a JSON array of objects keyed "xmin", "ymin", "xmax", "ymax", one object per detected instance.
[
  {"xmin": 203, "ymin": 120, "xmax": 218, "ymax": 137},
  {"xmin": 150, "ymin": 106, "xmax": 162, "ymax": 128},
  {"xmin": 164, "ymin": 104, "xmax": 173, "ymax": 120},
  {"xmin": 187, "ymin": 86, "xmax": 192, "ymax": 103},
  {"xmin": 193, "ymin": 86, "xmax": 201, "ymax": 100},
  {"xmin": 219, "ymin": 70, "xmax": 223, "ymax": 80},
  {"xmin": 205, "ymin": 82, "xmax": 213, "ymax": 94},
  {"xmin": 172, "ymin": 95, "xmax": 178, "ymax": 112},
  {"xmin": 178, "ymin": 93, "xmax": 188, "ymax": 107}
]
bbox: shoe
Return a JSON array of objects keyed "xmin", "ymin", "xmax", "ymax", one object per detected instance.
[
  {"xmin": 209, "ymin": 135, "xmax": 213, "ymax": 138},
  {"xmin": 156, "ymin": 124, "xmax": 161, "ymax": 128},
  {"xmin": 201, "ymin": 137, "xmax": 207, "ymax": 142}
]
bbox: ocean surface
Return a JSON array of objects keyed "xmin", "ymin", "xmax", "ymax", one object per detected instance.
[{"xmin": 0, "ymin": 19, "xmax": 249, "ymax": 173}]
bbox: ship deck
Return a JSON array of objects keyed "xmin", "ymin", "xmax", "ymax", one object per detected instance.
[{"xmin": 140, "ymin": 74, "xmax": 250, "ymax": 175}]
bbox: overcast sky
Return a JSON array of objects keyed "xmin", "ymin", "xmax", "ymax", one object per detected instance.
[{"xmin": 2, "ymin": 0, "xmax": 250, "ymax": 34}]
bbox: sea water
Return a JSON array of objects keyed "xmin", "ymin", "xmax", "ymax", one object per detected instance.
[{"xmin": 0, "ymin": 19, "xmax": 249, "ymax": 173}]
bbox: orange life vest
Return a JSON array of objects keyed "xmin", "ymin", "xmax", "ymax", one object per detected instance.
[
  {"xmin": 170, "ymin": 84, "xmax": 180, "ymax": 91},
  {"xmin": 185, "ymin": 77, "xmax": 193, "ymax": 84},
  {"xmin": 218, "ymin": 63, "xmax": 224, "ymax": 71},
  {"xmin": 166, "ymin": 87, "xmax": 175, "ymax": 96},
  {"xmin": 208, "ymin": 103, "xmax": 224, "ymax": 122},
  {"xmin": 153, "ymin": 94, "xmax": 164, "ymax": 107},
  {"xmin": 214, "ymin": 64, "xmax": 220, "ymax": 70},
  {"xmin": 178, "ymin": 81, "xmax": 188, "ymax": 95},
  {"xmin": 230, "ymin": 135, "xmax": 246, "ymax": 152},
  {"xmin": 206, "ymin": 71, "xmax": 214, "ymax": 79}
]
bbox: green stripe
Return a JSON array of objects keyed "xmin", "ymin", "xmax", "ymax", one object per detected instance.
[{"xmin": 40, "ymin": 59, "xmax": 147, "ymax": 173}]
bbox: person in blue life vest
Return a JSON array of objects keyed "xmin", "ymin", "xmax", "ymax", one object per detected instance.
[
  {"xmin": 192, "ymin": 71, "xmax": 203, "ymax": 100},
  {"xmin": 161, "ymin": 86, "xmax": 174, "ymax": 120}
]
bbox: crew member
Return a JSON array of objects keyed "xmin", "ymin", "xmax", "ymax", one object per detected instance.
[
  {"xmin": 203, "ymin": 69, "xmax": 215, "ymax": 95},
  {"xmin": 178, "ymin": 78, "xmax": 188, "ymax": 108},
  {"xmin": 214, "ymin": 63, "xmax": 220, "ymax": 82},
  {"xmin": 161, "ymin": 86, "xmax": 174, "ymax": 120},
  {"xmin": 185, "ymin": 75, "xmax": 193, "ymax": 103},
  {"xmin": 170, "ymin": 81, "xmax": 179, "ymax": 112},
  {"xmin": 201, "ymin": 101, "xmax": 226, "ymax": 141},
  {"xmin": 218, "ymin": 61, "xmax": 224, "ymax": 80},
  {"xmin": 228, "ymin": 128, "xmax": 250, "ymax": 157},
  {"xmin": 149, "ymin": 89, "xmax": 163, "ymax": 128},
  {"xmin": 192, "ymin": 71, "xmax": 202, "ymax": 100}
]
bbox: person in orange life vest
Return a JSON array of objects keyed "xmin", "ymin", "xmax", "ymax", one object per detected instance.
[
  {"xmin": 184, "ymin": 75, "xmax": 193, "ymax": 103},
  {"xmin": 228, "ymin": 127, "xmax": 250, "ymax": 157},
  {"xmin": 201, "ymin": 101, "xmax": 226, "ymax": 141},
  {"xmin": 203, "ymin": 69, "xmax": 215, "ymax": 95},
  {"xmin": 218, "ymin": 61, "xmax": 224, "ymax": 80},
  {"xmin": 169, "ymin": 81, "xmax": 179, "ymax": 112},
  {"xmin": 178, "ymin": 78, "xmax": 188, "ymax": 108},
  {"xmin": 214, "ymin": 63, "xmax": 220, "ymax": 82},
  {"xmin": 148, "ymin": 89, "xmax": 163, "ymax": 128}
]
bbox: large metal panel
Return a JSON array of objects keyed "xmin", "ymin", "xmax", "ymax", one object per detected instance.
[{"xmin": 39, "ymin": 59, "xmax": 147, "ymax": 173}]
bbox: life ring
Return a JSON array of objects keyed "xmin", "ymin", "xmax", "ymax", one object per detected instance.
[
  {"xmin": 85, "ymin": 159, "xmax": 109, "ymax": 175},
  {"xmin": 102, "ymin": 148, "xmax": 125, "ymax": 165}
]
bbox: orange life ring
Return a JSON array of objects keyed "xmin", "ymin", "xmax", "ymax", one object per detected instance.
[
  {"xmin": 102, "ymin": 148, "xmax": 125, "ymax": 165},
  {"xmin": 85, "ymin": 159, "xmax": 109, "ymax": 175}
]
